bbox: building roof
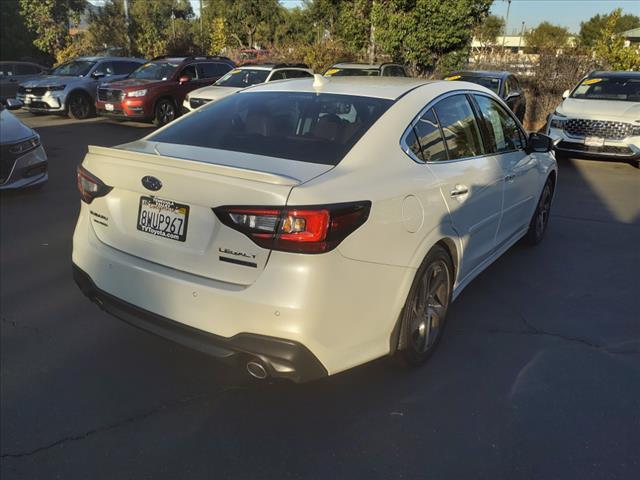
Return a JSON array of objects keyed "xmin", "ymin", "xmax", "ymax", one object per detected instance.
[{"xmin": 240, "ymin": 77, "xmax": 434, "ymax": 100}]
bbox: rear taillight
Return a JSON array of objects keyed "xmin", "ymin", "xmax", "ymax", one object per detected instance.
[
  {"xmin": 77, "ymin": 165, "xmax": 112, "ymax": 204},
  {"xmin": 214, "ymin": 202, "xmax": 371, "ymax": 254}
]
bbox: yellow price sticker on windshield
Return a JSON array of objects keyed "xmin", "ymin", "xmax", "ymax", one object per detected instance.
[
  {"xmin": 583, "ymin": 78, "xmax": 602, "ymax": 85},
  {"xmin": 325, "ymin": 68, "xmax": 340, "ymax": 76},
  {"xmin": 230, "ymin": 69, "xmax": 241, "ymax": 74},
  {"xmin": 444, "ymin": 75, "xmax": 462, "ymax": 81}
]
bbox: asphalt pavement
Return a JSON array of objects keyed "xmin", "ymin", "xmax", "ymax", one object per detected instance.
[{"xmin": 1, "ymin": 111, "xmax": 639, "ymax": 480}]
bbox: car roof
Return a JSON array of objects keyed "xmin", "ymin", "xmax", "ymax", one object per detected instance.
[
  {"xmin": 588, "ymin": 70, "xmax": 640, "ymax": 79},
  {"xmin": 75, "ymin": 56, "xmax": 145, "ymax": 62},
  {"xmin": 330, "ymin": 63, "xmax": 401, "ymax": 70},
  {"xmin": 241, "ymin": 76, "xmax": 435, "ymax": 100},
  {"xmin": 238, "ymin": 63, "xmax": 310, "ymax": 71},
  {"xmin": 450, "ymin": 70, "xmax": 511, "ymax": 79}
]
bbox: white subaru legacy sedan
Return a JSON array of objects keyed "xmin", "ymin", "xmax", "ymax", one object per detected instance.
[{"xmin": 72, "ymin": 76, "xmax": 557, "ymax": 382}]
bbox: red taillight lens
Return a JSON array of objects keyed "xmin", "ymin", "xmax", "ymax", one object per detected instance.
[
  {"xmin": 76, "ymin": 165, "xmax": 112, "ymax": 204},
  {"xmin": 214, "ymin": 202, "xmax": 371, "ymax": 254}
]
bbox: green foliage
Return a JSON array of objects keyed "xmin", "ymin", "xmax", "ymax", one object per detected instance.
[
  {"xmin": 208, "ymin": 17, "xmax": 227, "ymax": 55},
  {"xmin": 475, "ymin": 14, "xmax": 505, "ymax": 47},
  {"xmin": 86, "ymin": 0, "xmax": 129, "ymax": 54},
  {"xmin": 579, "ymin": 10, "xmax": 640, "ymax": 48},
  {"xmin": 0, "ymin": 0, "xmax": 43, "ymax": 61},
  {"xmin": 524, "ymin": 22, "xmax": 570, "ymax": 53},
  {"xmin": 593, "ymin": 9, "xmax": 640, "ymax": 71},
  {"xmin": 19, "ymin": 0, "xmax": 85, "ymax": 58},
  {"xmin": 372, "ymin": 0, "xmax": 493, "ymax": 73}
]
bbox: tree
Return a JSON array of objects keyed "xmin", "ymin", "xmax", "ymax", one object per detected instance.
[
  {"xmin": 372, "ymin": 0, "xmax": 493, "ymax": 73},
  {"xmin": 208, "ymin": 17, "xmax": 227, "ymax": 54},
  {"xmin": 226, "ymin": 0, "xmax": 282, "ymax": 49},
  {"xmin": 524, "ymin": 22, "xmax": 571, "ymax": 53},
  {"xmin": 579, "ymin": 10, "xmax": 640, "ymax": 48},
  {"xmin": 594, "ymin": 9, "xmax": 640, "ymax": 71},
  {"xmin": 19, "ymin": 0, "xmax": 86, "ymax": 59},
  {"xmin": 1, "ymin": 0, "xmax": 44, "ymax": 62},
  {"xmin": 86, "ymin": 0, "xmax": 129, "ymax": 55},
  {"xmin": 476, "ymin": 14, "xmax": 505, "ymax": 48}
]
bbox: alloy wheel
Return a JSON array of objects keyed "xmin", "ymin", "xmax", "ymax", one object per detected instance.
[
  {"xmin": 70, "ymin": 95, "xmax": 89, "ymax": 119},
  {"xmin": 159, "ymin": 102, "xmax": 175, "ymax": 124}
]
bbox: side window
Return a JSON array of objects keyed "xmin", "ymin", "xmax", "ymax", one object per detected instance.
[
  {"xmin": 199, "ymin": 62, "xmax": 229, "ymax": 79},
  {"xmin": 94, "ymin": 62, "xmax": 114, "ymax": 76},
  {"xmin": 0, "ymin": 64, "xmax": 14, "ymax": 76},
  {"xmin": 113, "ymin": 61, "xmax": 139, "ymax": 75},
  {"xmin": 391, "ymin": 66, "xmax": 406, "ymax": 77},
  {"xmin": 269, "ymin": 70, "xmax": 286, "ymax": 81},
  {"xmin": 413, "ymin": 109, "xmax": 448, "ymax": 162},
  {"xmin": 15, "ymin": 64, "xmax": 39, "ymax": 75},
  {"xmin": 473, "ymin": 94, "xmax": 525, "ymax": 153},
  {"xmin": 285, "ymin": 70, "xmax": 312, "ymax": 79},
  {"xmin": 180, "ymin": 64, "xmax": 197, "ymax": 80},
  {"xmin": 433, "ymin": 94, "xmax": 485, "ymax": 160},
  {"xmin": 405, "ymin": 128, "xmax": 424, "ymax": 160}
]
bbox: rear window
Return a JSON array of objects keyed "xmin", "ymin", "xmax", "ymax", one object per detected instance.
[
  {"xmin": 446, "ymin": 75, "xmax": 501, "ymax": 94},
  {"xmin": 215, "ymin": 69, "xmax": 269, "ymax": 87},
  {"xmin": 325, "ymin": 68, "xmax": 380, "ymax": 77},
  {"xmin": 150, "ymin": 92, "xmax": 393, "ymax": 165}
]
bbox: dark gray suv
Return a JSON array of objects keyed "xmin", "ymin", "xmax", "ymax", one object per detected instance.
[{"xmin": 16, "ymin": 56, "xmax": 145, "ymax": 119}]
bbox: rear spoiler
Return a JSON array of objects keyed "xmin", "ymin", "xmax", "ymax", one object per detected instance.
[{"xmin": 87, "ymin": 145, "xmax": 301, "ymax": 186}]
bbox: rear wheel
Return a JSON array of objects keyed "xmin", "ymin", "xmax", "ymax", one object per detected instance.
[
  {"xmin": 153, "ymin": 99, "xmax": 176, "ymax": 126},
  {"xmin": 524, "ymin": 177, "xmax": 554, "ymax": 245},
  {"xmin": 397, "ymin": 245, "xmax": 453, "ymax": 366},
  {"xmin": 67, "ymin": 92, "xmax": 94, "ymax": 120}
]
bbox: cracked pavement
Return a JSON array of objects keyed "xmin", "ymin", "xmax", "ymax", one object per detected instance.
[{"xmin": 1, "ymin": 112, "xmax": 639, "ymax": 479}]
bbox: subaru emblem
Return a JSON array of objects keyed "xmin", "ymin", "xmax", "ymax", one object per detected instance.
[{"xmin": 141, "ymin": 175, "xmax": 162, "ymax": 191}]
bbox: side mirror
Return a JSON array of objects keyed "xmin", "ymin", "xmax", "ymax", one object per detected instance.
[
  {"xmin": 505, "ymin": 91, "xmax": 521, "ymax": 102},
  {"xmin": 562, "ymin": 89, "xmax": 570, "ymax": 99},
  {"xmin": 527, "ymin": 132, "xmax": 553, "ymax": 153},
  {"xmin": 179, "ymin": 76, "xmax": 191, "ymax": 84},
  {"xmin": 5, "ymin": 98, "xmax": 23, "ymax": 110},
  {"xmin": 92, "ymin": 71, "xmax": 106, "ymax": 79}
]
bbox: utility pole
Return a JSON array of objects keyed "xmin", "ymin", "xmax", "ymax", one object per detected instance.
[
  {"xmin": 199, "ymin": 0, "xmax": 204, "ymax": 54},
  {"xmin": 518, "ymin": 21, "xmax": 525, "ymax": 53},
  {"xmin": 123, "ymin": 0, "xmax": 131, "ymax": 56},
  {"xmin": 502, "ymin": 0, "xmax": 512, "ymax": 54}
]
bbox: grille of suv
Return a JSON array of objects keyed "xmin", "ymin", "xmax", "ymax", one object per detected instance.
[
  {"xmin": 97, "ymin": 88, "xmax": 125, "ymax": 102},
  {"xmin": 564, "ymin": 119, "xmax": 633, "ymax": 140},
  {"xmin": 18, "ymin": 86, "xmax": 48, "ymax": 96}
]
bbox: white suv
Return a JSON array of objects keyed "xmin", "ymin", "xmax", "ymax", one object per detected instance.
[
  {"xmin": 546, "ymin": 71, "xmax": 640, "ymax": 167},
  {"xmin": 182, "ymin": 63, "xmax": 313, "ymax": 112}
]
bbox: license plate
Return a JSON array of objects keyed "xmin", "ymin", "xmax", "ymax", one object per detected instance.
[
  {"xmin": 584, "ymin": 136, "xmax": 604, "ymax": 147},
  {"xmin": 137, "ymin": 196, "xmax": 189, "ymax": 242},
  {"xmin": 105, "ymin": 103, "xmax": 114, "ymax": 111}
]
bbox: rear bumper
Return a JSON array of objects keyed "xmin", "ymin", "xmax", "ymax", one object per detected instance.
[{"xmin": 73, "ymin": 264, "xmax": 327, "ymax": 382}]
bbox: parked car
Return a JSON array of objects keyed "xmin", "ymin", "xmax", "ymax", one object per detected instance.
[
  {"xmin": 444, "ymin": 71, "xmax": 526, "ymax": 122},
  {"xmin": 183, "ymin": 63, "xmax": 313, "ymax": 112},
  {"xmin": 546, "ymin": 71, "xmax": 640, "ymax": 168},
  {"xmin": 324, "ymin": 62, "xmax": 408, "ymax": 77},
  {"xmin": 96, "ymin": 55, "xmax": 235, "ymax": 126},
  {"xmin": 0, "ymin": 98, "xmax": 47, "ymax": 189},
  {"xmin": 0, "ymin": 61, "xmax": 48, "ymax": 102},
  {"xmin": 16, "ymin": 56, "xmax": 145, "ymax": 119},
  {"xmin": 72, "ymin": 77, "xmax": 557, "ymax": 382}
]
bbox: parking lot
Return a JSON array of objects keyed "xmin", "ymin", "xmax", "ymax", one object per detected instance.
[{"xmin": 1, "ymin": 111, "xmax": 639, "ymax": 479}]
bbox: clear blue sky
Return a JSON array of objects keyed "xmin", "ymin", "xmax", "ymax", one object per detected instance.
[{"xmin": 91, "ymin": 1, "xmax": 640, "ymax": 35}]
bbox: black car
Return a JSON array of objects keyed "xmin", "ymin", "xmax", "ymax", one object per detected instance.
[{"xmin": 444, "ymin": 70, "xmax": 526, "ymax": 122}]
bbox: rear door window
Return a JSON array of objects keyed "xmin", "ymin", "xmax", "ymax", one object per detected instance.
[
  {"xmin": 180, "ymin": 64, "xmax": 198, "ymax": 80},
  {"xmin": 94, "ymin": 62, "xmax": 115, "ymax": 76},
  {"xmin": 413, "ymin": 109, "xmax": 448, "ymax": 162},
  {"xmin": 113, "ymin": 61, "xmax": 141, "ymax": 75},
  {"xmin": 433, "ymin": 94, "xmax": 485, "ymax": 160},
  {"xmin": 199, "ymin": 62, "xmax": 231, "ymax": 78},
  {"xmin": 150, "ymin": 92, "xmax": 393, "ymax": 165},
  {"xmin": 0, "ymin": 64, "xmax": 15, "ymax": 76},
  {"xmin": 473, "ymin": 94, "xmax": 526, "ymax": 153},
  {"xmin": 268, "ymin": 70, "xmax": 286, "ymax": 81}
]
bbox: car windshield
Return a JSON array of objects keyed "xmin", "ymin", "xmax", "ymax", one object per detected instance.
[
  {"xmin": 325, "ymin": 68, "xmax": 380, "ymax": 77},
  {"xmin": 149, "ymin": 92, "xmax": 393, "ymax": 165},
  {"xmin": 571, "ymin": 77, "xmax": 640, "ymax": 102},
  {"xmin": 129, "ymin": 62, "xmax": 178, "ymax": 80},
  {"xmin": 215, "ymin": 69, "xmax": 270, "ymax": 88},
  {"xmin": 446, "ymin": 75, "xmax": 501, "ymax": 94},
  {"xmin": 51, "ymin": 60, "xmax": 96, "ymax": 77}
]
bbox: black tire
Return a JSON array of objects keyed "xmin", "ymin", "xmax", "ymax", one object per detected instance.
[
  {"xmin": 397, "ymin": 245, "xmax": 453, "ymax": 366},
  {"xmin": 153, "ymin": 98, "xmax": 176, "ymax": 126},
  {"xmin": 67, "ymin": 92, "xmax": 95, "ymax": 120},
  {"xmin": 524, "ymin": 177, "xmax": 554, "ymax": 245}
]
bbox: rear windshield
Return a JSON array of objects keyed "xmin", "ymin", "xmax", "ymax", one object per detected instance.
[
  {"xmin": 150, "ymin": 92, "xmax": 393, "ymax": 165},
  {"xmin": 571, "ymin": 77, "xmax": 640, "ymax": 102},
  {"xmin": 215, "ymin": 69, "xmax": 269, "ymax": 87},
  {"xmin": 446, "ymin": 75, "xmax": 501, "ymax": 94},
  {"xmin": 325, "ymin": 68, "xmax": 380, "ymax": 77},
  {"xmin": 129, "ymin": 62, "xmax": 178, "ymax": 80}
]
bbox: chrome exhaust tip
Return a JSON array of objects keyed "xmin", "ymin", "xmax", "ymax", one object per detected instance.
[{"xmin": 246, "ymin": 361, "xmax": 268, "ymax": 380}]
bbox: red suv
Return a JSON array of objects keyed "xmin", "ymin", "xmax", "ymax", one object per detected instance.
[{"xmin": 96, "ymin": 55, "xmax": 235, "ymax": 126}]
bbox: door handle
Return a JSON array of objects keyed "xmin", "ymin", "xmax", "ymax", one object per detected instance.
[
  {"xmin": 505, "ymin": 173, "xmax": 516, "ymax": 182},
  {"xmin": 450, "ymin": 185, "xmax": 469, "ymax": 197}
]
